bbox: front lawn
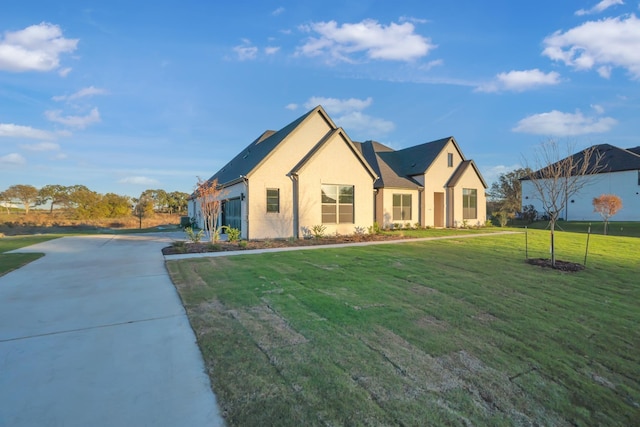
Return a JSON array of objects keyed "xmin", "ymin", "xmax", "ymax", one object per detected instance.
[
  {"xmin": 0, "ymin": 235, "xmax": 61, "ymax": 276},
  {"xmin": 167, "ymin": 230, "xmax": 639, "ymax": 426}
]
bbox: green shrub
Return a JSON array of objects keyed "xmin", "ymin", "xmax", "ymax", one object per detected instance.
[
  {"xmin": 368, "ymin": 221, "xmax": 382, "ymax": 235},
  {"xmin": 238, "ymin": 241, "xmax": 248, "ymax": 248},
  {"xmin": 222, "ymin": 225, "xmax": 241, "ymax": 242},
  {"xmin": 185, "ymin": 227, "xmax": 204, "ymax": 243}
]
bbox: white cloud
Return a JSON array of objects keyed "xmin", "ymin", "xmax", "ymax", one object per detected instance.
[
  {"xmin": 304, "ymin": 96, "xmax": 373, "ymax": 114},
  {"xmin": 0, "ymin": 123, "xmax": 55, "ymax": 140},
  {"xmin": 58, "ymin": 67, "xmax": 72, "ymax": 77},
  {"xmin": 20, "ymin": 142, "xmax": 60, "ymax": 151},
  {"xmin": 575, "ymin": 0, "xmax": 624, "ymax": 16},
  {"xmin": 233, "ymin": 39, "xmax": 258, "ymax": 60},
  {"xmin": 0, "ymin": 22, "xmax": 78, "ymax": 72},
  {"xmin": 53, "ymin": 86, "xmax": 108, "ymax": 102},
  {"xmin": 0, "ymin": 153, "xmax": 26, "ymax": 166},
  {"xmin": 302, "ymin": 96, "xmax": 394, "ymax": 136},
  {"xmin": 285, "ymin": 103, "xmax": 298, "ymax": 110},
  {"xmin": 513, "ymin": 110, "xmax": 617, "ymax": 136},
  {"xmin": 265, "ymin": 46, "xmax": 280, "ymax": 55},
  {"xmin": 482, "ymin": 163, "xmax": 523, "ymax": 186},
  {"xmin": 543, "ymin": 14, "xmax": 640, "ymax": 79},
  {"xmin": 297, "ymin": 19, "xmax": 435, "ymax": 63},
  {"xmin": 118, "ymin": 176, "xmax": 160, "ymax": 185},
  {"xmin": 45, "ymin": 108, "xmax": 101, "ymax": 129},
  {"xmin": 337, "ymin": 111, "xmax": 395, "ymax": 135},
  {"xmin": 271, "ymin": 7, "xmax": 285, "ymax": 16},
  {"xmin": 476, "ymin": 69, "xmax": 562, "ymax": 93}
]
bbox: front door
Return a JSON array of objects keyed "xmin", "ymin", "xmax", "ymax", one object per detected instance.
[
  {"xmin": 222, "ymin": 198, "xmax": 242, "ymax": 231},
  {"xmin": 434, "ymin": 192, "xmax": 444, "ymax": 228}
]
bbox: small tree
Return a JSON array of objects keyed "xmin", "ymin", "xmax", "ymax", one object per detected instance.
[
  {"xmin": 194, "ymin": 177, "xmax": 227, "ymax": 242},
  {"xmin": 133, "ymin": 194, "xmax": 154, "ymax": 229},
  {"xmin": 592, "ymin": 194, "xmax": 622, "ymax": 235},
  {"xmin": 524, "ymin": 141, "xmax": 605, "ymax": 267}
]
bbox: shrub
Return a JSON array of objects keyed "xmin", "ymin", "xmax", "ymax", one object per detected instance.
[
  {"xmin": 311, "ymin": 224, "xmax": 326, "ymax": 239},
  {"xmin": 222, "ymin": 225, "xmax": 241, "ymax": 242},
  {"xmin": 368, "ymin": 222, "xmax": 382, "ymax": 235},
  {"xmin": 185, "ymin": 226, "xmax": 204, "ymax": 243},
  {"xmin": 522, "ymin": 205, "xmax": 538, "ymax": 223},
  {"xmin": 238, "ymin": 241, "xmax": 248, "ymax": 248},
  {"xmin": 207, "ymin": 243, "xmax": 221, "ymax": 251},
  {"xmin": 353, "ymin": 226, "xmax": 366, "ymax": 235}
]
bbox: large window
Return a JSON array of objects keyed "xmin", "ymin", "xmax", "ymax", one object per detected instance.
[
  {"xmin": 463, "ymin": 188, "xmax": 477, "ymax": 219},
  {"xmin": 266, "ymin": 188, "xmax": 279, "ymax": 213},
  {"xmin": 392, "ymin": 194, "xmax": 412, "ymax": 221},
  {"xmin": 321, "ymin": 185, "xmax": 354, "ymax": 224}
]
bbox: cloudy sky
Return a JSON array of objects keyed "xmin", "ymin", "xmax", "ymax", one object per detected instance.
[{"xmin": 2, "ymin": 1, "xmax": 640, "ymax": 196}]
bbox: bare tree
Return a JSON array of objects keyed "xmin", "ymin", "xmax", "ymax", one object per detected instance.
[
  {"xmin": 194, "ymin": 177, "xmax": 227, "ymax": 242},
  {"xmin": 523, "ymin": 141, "xmax": 605, "ymax": 267},
  {"xmin": 592, "ymin": 194, "xmax": 622, "ymax": 235}
]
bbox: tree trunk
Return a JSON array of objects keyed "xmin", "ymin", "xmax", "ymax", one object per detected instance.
[{"xmin": 550, "ymin": 220, "xmax": 556, "ymax": 268}]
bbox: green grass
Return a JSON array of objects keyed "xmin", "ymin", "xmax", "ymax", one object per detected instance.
[
  {"xmin": 0, "ymin": 234, "xmax": 61, "ymax": 276},
  {"xmin": 167, "ymin": 230, "xmax": 640, "ymax": 426},
  {"xmin": 511, "ymin": 220, "xmax": 640, "ymax": 238}
]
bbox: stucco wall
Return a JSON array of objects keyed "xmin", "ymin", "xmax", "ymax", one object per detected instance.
[
  {"xmin": 422, "ymin": 141, "xmax": 464, "ymax": 227},
  {"xmin": 378, "ymin": 188, "xmax": 420, "ymax": 228},
  {"xmin": 248, "ymin": 110, "xmax": 335, "ymax": 239},
  {"xmin": 449, "ymin": 168, "xmax": 487, "ymax": 227},
  {"xmin": 295, "ymin": 131, "xmax": 374, "ymax": 236},
  {"xmin": 521, "ymin": 170, "xmax": 640, "ymax": 221}
]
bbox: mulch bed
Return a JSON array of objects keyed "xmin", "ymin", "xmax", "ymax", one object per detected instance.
[
  {"xmin": 162, "ymin": 234, "xmax": 415, "ymax": 255},
  {"xmin": 526, "ymin": 258, "xmax": 585, "ymax": 272}
]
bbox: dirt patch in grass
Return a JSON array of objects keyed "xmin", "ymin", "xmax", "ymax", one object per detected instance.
[
  {"xmin": 229, "ymin": 304, "xmax": 309, "ymax": 351},
  {"xmin": 526, "ymin": 258, "xmax": 585, "ymax": 272}
]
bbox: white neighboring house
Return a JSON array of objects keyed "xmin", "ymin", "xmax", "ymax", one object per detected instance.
[{"xmin": 521, "ymin": 144, "xmax": 640, "ymax": 221}]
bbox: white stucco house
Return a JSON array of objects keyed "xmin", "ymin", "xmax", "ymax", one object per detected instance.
[
  {"xmin": 189, "ymin": 105, "xmax": 487, "ymax": 239},
  {"xmin": 521, "ymin": 144, "xmax": 640, "ymax": 221}
]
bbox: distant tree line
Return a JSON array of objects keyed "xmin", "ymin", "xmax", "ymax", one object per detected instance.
[{"xmin": 0, "ymin": 184, "xmax": 189, "ymax": 219}]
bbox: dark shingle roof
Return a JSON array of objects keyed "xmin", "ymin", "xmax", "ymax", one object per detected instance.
[
  {"xmin": 378, "ymin": 137, "xmax": 452, "ymax": 177},
  {"xmin": 358, "ymin": 141, "xmax": 422, "ymax": 189},
  {"xmin": 206, "ymin": 108, "xmax": 317, "ymax": 186},
  {"xmin": 627, "ymin": 146, "xmax": 640, "ymax": 156},
  {"xmin": 524, "ymin": 144, "xmax": 640, "ymax": 180}
]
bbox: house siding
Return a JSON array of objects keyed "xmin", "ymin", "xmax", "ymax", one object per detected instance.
[{"xmin": 521, "ymin": 169, "xmax": 640, "ymax": 221}]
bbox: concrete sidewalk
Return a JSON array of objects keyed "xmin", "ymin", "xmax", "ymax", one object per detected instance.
[{"xmin": 0, "ymin": 233, "xmax": 224, "ymax": 427}]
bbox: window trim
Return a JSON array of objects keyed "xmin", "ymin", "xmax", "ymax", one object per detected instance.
[
  {"xmin": 462, "ymin": 188, "xmax": 477, "ymax": 220},
  {"xmin": 321, "ymin": 184, "xmax": 354, "ymax": 224},
  {"xmin": 392, "ymin": 193, "xmax": 412, "ymax": 221},
  {"xmin": 266, "ymin": 188, "xmax": 279, "ymax": 213}
]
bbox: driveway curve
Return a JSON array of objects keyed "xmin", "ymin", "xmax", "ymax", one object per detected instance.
[{"xmin": 0, "ymin": 233, "xmax": 224, "ymax": 427}]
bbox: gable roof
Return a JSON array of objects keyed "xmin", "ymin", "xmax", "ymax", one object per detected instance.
[
  {"xmin": 523, "ymin": 143, "xmax": 640, "ymax": 180},
  {"xmin": 205, "ymin": 106, "xmax": 328, "ymax": 186},
  {"xmin": 446, "ymin": 160, "xmax": 488, "ymax": 188},
  {"xmin": 358, "ymin": 141, "xmax": 422, "ymax": 189},
  {"xmin": 627, "ymin": 146, "xmax": 640, "ymax": 156},
  {"xmin": 290, "ymin": 128, "xmax": 377, "ymax": 179},
  {"xmin": 378, "ymin": 137, "xmax": 454, "ymax": 178}
]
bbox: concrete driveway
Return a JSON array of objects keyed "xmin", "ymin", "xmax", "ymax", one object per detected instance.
[{"xmin": 0, "ymin": 233, "xmax": 224, "ymax": 427}]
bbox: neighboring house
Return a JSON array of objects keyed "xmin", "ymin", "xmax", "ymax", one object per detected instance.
[
  {"xmin": 189, "ymin": 105, "xmax": 488, "ymax": 239},
  {"xmin": 521, "ymin": 144, "xmax": 640, "ymax": 221}
]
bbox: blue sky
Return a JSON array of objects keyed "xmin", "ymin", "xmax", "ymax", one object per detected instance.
[{"xmin": 2, "ymin": 1, "xmax": 640, "ymax": 197}]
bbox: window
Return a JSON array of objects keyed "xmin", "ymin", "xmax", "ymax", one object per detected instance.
[
  {"xmin": 447, "ymin": 153, "xmax": 453, "ymax": 167},
  {"xmin": 266, "ymin": 188, "xmax": 279, "ymax": 213},
  {"xmin": 392, "ymin": 194, "xmax": 412, "ymax": 221},
  {"xmin": 463, "ymin": 188, "xmax": 477, "ymax": 219},
  {"xmin": 321, "ymin": 185, "xmax": 354, "ymax": 224}
]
